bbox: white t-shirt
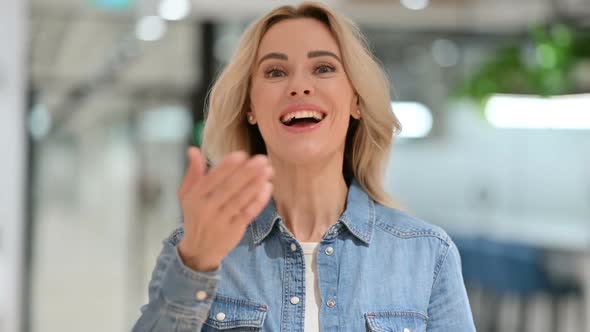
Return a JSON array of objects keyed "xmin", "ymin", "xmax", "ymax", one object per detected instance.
[{"xmin": 300, "ymin": 242, "xmax": 321, "ymax": 332}]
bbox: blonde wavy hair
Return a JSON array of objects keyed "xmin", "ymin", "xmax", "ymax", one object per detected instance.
[{"xmin": 202, "ymin": 1, "xmax": 401, "ymax": 207}]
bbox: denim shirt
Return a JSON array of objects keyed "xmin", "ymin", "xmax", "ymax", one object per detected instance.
[{"xmin": 132, "ymin": 179, "xmax": 476, "ymax": 331}]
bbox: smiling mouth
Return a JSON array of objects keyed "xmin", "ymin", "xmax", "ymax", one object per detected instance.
[{"xmin": 280, "ymin": 110, "xmax": 326, "ymax": 127}]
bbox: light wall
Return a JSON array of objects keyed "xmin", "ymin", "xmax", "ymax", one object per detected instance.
[
  {"xmin": 0, "ymin": 0, "xmax": 27, "ymax": 331},
  {"xmin": 386, "ymin": 103, "xmax": 590, "ymax": 249}
]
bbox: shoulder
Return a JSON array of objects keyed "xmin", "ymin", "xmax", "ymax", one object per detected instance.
[
  {"xmin": 372, "ymin": 203, "xmax": 452, "ymax": 247},
  {"xmin": 370, "ymin": 203, "xmax": 462, "ymax": 289}
]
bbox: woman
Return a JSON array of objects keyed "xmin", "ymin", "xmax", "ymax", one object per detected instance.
[{"xmin": 133, "ymin": 2, "xmax": 475, "ymax": 331}]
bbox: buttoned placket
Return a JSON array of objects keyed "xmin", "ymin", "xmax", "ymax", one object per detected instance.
[
  {"xmin": 278, "ymin": 220, "xmax": 306, "ymax": 332},
  {"xmin": 277, "ymin": 220, "xmax": 344, "ymax": 332},
  {"xmin": 317, "ymin": 223, "xmax": 341, "ymax": 332}
]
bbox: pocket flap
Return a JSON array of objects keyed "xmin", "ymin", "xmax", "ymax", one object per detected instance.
[
  {"xmin": 204, "ymin": 294, "xmax": 268, "ymax": 330},
  {"xmin": 365, "ymin": 310, "xmax": 428, "ymax": 332}
]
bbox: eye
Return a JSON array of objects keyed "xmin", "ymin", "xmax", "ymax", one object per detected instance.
[
  {"xmin": 264, "ymin": 67, "xmax": 286, "ymax": 78},
  {"xmin": 315, "ymin": 64, "xmax": 336, "ymax": 74}
]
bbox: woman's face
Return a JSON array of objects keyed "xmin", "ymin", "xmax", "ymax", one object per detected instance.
[{"xmin": 249, "ymin": 18, "xmax": 360, "ymax": 166}]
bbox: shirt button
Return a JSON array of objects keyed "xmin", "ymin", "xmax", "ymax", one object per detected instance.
[
  {"xmin": 215, "ymin": 312, "xmax": 226, "ymax": 321},
  {"xmin": 325, "ymin": 246, "xmax": 334, "ymax": 255},
  {"xmin": 290, "ymin": 296, "xmax": 300, "ymax": 305},
  {"xmin": 330, "ymin": 227, "xmax": 337, "ymax": 234},
  {"xmin": 290, "ymin": 243, "xmax": 297, "ymax": 251},
  {"xmin": 404, "ymin": 329, "xmax": 411, "ymax": 332},
  {"xmin": 195, "ymin": 290, "xmax": 208, "ymax": 301},
  {"xmin": 326, "ymin": 298, "xmax": 336, "ymax": 307}
]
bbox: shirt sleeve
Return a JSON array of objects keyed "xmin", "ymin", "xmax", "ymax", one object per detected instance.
[
  {"xmin": 131, "ymin": 228, "xmax": 220, "ymax": 332},
  {"xmin": 426, "ymin": 239, "xmax": 477, "ymax": 332}
]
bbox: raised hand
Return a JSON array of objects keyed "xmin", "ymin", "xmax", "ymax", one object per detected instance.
[{"xmin": 177, "ymin": 147, "xmax": 274, "ymax": 272}]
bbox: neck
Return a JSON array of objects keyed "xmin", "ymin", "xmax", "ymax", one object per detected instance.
[{"xmin": 269, "ymin": 155, "xmax": 349, "ymax": 242}]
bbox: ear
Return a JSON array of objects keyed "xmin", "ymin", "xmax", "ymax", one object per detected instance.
[
  {"xmin": 351, "ymin": 94, "xmax": 361, "ymax": 120},
  {"xmin": 247, "ymin": 111, "xmax": 257, "ymax": 125}
]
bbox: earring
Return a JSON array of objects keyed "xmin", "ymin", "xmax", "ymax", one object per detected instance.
[
  {"xmin": 356, "ymin": 109, "xmax": 361, "ymax": 115},
  {"xmin": 248, "ymin": 114, "xmax": 255, "ymax": 123}
]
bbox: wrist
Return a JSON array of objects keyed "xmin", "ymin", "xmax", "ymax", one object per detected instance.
[{"xmin": 177, "ymin": 241, "xmax": 220, "ymax": 272}]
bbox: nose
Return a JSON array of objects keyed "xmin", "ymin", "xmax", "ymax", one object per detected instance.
[
  {"xmin": 288, "ymin": 71, "xmax": 314, "ymax": 97},
  {"xmin": 290, "ymin": 89, "xmax": 311, "ymax": 96},
  {"xmin": 291, "ymin": 89, "xmax": 311, "ymax": 97}
]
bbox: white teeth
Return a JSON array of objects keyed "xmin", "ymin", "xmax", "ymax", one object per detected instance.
[{"xmin": 280, "ymin": 110, "xmax": 325, "ymax": 124}]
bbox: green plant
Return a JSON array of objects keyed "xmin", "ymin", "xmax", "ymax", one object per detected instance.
[{"xmin": 455, "ymin": 24, "xmax": 590, "ymax": 107}]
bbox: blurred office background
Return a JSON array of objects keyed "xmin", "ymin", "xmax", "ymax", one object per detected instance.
[{"xmin": 1, "ymin": 0, "xmax": 590, "ymax": 331}]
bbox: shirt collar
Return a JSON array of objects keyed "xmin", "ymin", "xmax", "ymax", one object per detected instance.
[{"xmin": 249, "ymin": 178, "xmax": 376, "ymax": 246}]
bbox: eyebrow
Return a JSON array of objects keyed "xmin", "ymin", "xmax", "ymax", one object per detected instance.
[
  {"xmin": 308, "ymin": 50, "xmax": 341, "ymax": 63},
  {"xmin": 257, "ymin": 50, "xmax": 342, "ymax": 66}
]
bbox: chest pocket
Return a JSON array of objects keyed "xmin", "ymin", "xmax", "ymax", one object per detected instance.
[
  {"xmin": 365, "ymin": 311, "xmax": 428, "ymax": 332},
  {"xmin": 202, "ymin": 294, "xmax": 268, "ymax": 331}
]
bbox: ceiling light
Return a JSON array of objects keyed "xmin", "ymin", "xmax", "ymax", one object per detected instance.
[
  {"xmin": 135, "ymin": 16, "xmax": 167, "ymax": 41},
  {"xmin": 158, "ymin": 0, "xmax": 191, "ymax": 21},
  {"xmin": 400, "ymin": 0, "xmax": 429, "ymax": 11},
  {"xmin": 391, "ymin": 101, "xmax": 433, "ymax": 138}
]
